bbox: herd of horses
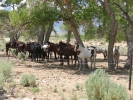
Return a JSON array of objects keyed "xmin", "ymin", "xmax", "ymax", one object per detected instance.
[{"xmin": 5, "ymin": 40, "xmax": 120, "ymax": 70}]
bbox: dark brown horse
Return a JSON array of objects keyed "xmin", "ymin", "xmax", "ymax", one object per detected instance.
[
  {"xmin": 57, "ymin": 41, "xmax": 78, "ymax": 66},
  {"xmin": 5, "ymin": 41, "xmax": 25, "ymax": 55}
]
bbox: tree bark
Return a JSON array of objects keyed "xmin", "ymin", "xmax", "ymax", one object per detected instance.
[
  {"xmin": 37, "ymin": 25, "xmax": 45, "ymax": 45},
  {"xmin": 98, "ymin": 0, "xmax": 118, "ymax": 70},
  {"xmin": 68, "ymin": 19, "xmax": 84, "ymax": 47},
  {"xmin": 44, "ymin": 22, "xmax": 54, "ymax": 44},
  {"xmin": 10, "ymin": 32, "xmax": 16, "ymax": 42},
  {"xmin": 124, "ymin": 27, "xmax": 133, "ymax": 69},
  {"xmin": 114, "ymin": 3, "xmax": 133, "ymax": 69},
  {"xmin": 66, "ymin": 29, "xmax": 71, "ymax": 43}
]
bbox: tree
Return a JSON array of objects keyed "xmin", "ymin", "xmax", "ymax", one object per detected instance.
[
  {"xmin": 0, "ymin": 0, "xmax": 28, "ymax": 42},
  {"xmin": 96, "ymin": 0, "xmax": 118, "ymax": 70},
  {"xmin": 113, "ymin": 1, "xmax": 133, "ymax": 68},
  {"xmin": 55, "ymin": 0, "xmax": 84, "ymax": 47},
  {"xmin": 29, "ymin": 1, "xmax": 60, "ymax": 45},
  {"xmin": 60, "ymin": 22, "xmax": 72, "ymax": 43}
]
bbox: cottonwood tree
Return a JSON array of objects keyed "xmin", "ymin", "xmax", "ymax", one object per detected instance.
[
  {"xmin": 55, "ymin": 0, "xmax": 84, "ymax": 47},
  {"xmin": 29, "ymin": 1, "xmax": 60, "ymax": 45},
  {"xmin": 95, "ymin": 0, "xmax": 118, "ymax": 70},
  {"xmin": 60, "ymin": 23, "xmax": 72, "ymax": 43},
  {"xmin": 113, "ymin": 0, "xmax": 133, "ymax": 68},
  {"xmin": 0, "ymin": 0, "xmax": 28, "ymax": 42}
]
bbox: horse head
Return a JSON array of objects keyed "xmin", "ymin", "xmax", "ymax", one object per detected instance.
[
  {"xmin": 74, "ymin": 41, "xmax": 79, "ymax": 52},
  {"xmin": 113, "ymin": 46, "xmax": 119, "ymax": 55}
]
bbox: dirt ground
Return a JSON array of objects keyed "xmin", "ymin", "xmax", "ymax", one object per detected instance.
[{"xmin": 0, "ymin": 51, "xmax": 132, "ymax": 100}]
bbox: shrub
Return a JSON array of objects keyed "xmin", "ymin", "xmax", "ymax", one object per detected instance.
[
  {"xmin": 18, "ymin": 52, "xmax": 25, "ymax": 60},
  {"xmin": 20, "ymin": 75, "xmax": 29, "ymax": 87},
  {"xmin": 75, "ymin": 83, "xmax": 80, "ymax": 90},
  {"xmin": 0, "ymin": 73, "xmax": 5, "ymax": 89},
  {"xmin": 29, "ymin": 87, "xmax": 40, "ymax": 93},
  {"xmin": 28, "ymin": 75, "xmax": 36, "ymax": 87},
  {"xmin": 20, "ymin": 74, "xmax": 36, "ymax": 87},
  {"xmin": 85, "ymin": 69, "xmax": 129, "ymax": 100},
  {"xmin": 0, "ymin": 60, "xmax": 12, "ymax": 79}
]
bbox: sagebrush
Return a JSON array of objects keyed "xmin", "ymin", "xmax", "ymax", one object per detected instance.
[{"xmin": 85, "ymin": 69, "xmax": 129, "ymax": 100}]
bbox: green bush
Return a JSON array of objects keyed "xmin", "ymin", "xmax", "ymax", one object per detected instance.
[
  {"xmin": 85, "ymin": 69, "xmax": 129, "ymax": 100},
  {"xmin": 11, "ymin": 49, "xmax": 17, "ymax": 54},
  {"xmin": 20, "ymin": 75, "xmax": 29, "ymax": 87},
  {"xmin": 0, "ymin": 41, "xmax": 5, "ymax": 52},
  {"xmin": 29, "ymin": 87, "xmax": 40, "ymax": 93},
  {"xmin": 0, "ymin": 60, "xmax": 12, "ymax": 79},
  {"xmin": 0, "ymin": 73, "xmax": 5, "ymax": 89},
  {"xmin": 18, "ymin": 52, "xmax": 25, "ymax": 60},
  {"xmin": 20, "ymin": 74, "xmax": 36, "ymax": 87},
  {"xmin": 28, "ymin": 75, "xmax": 36, "ymax": 87}
]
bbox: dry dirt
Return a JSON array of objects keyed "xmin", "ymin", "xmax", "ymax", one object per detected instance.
[{"xmin": 0, "ymin": 51, "xmax": 132, "ymax": 100}]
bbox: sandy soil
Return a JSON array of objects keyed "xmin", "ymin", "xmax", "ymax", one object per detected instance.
[{"xmin": 0, "ymin": 51, "xmax": 132, "ymax": 100}]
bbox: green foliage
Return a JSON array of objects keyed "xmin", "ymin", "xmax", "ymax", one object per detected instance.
[
  {"xmin": 5, "ymin": 0, "xmax": 22, "ymax": 5},
  {"xmin": 20, "ymin": 75, "xmax": 29, "ymax": 87},
  {"xmin": 0, "ymin": 40, "xmax": 5, "ymax": 51},
  {"xmin": 20, "ymin": 74, "xmax": 36, "ymax": 87},
  {"xmin": 0, "ymin": 73, "xmax": 5, "ymax": 89},
  {"xmin": 30, "ymin": 1, "xmax": 61, "ymax": 26},
  {"xmin": 28, "ymin": 75, "xmax": 36, "ymax": 87},
  {"xmin": 29, "ymin": 87, "xmax": 40, "ymax": 93},
  {"xmin": 0, "ymin": 60, "xmax": 13, "ymax": 90},
  {"xmin": 85, "ymin": 69, "xmax": 129, "ymax": 100},
  {"xmin": 0, "ymin": 60, "xmax": 12, "ymax": 79},
  {"xmin": 70, "ymin": 94, "xmax": 78, "ymax": 100},
  {"xmin": 8, "ymin": 81, "xmax": 16, "ymax": 88},
  {"xmin": 18, "ymin": 52, "xmax": 25, "ymax": 60},
  {"xmin": 75, "ymin": 83, "xmax": 80, "ymax": 90},
  {"xmin": 53, "ymin": 86, "xmax": 58, "ymax": 93}
]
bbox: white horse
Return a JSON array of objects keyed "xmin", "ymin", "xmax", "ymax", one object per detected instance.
[
  {"xmin": 42, "ymin": 44, "xmax": 48, "ymax": 52},
  {"xmin": 74, "ymin": 42, "xmax": 96, "ymax": 71},
  {"xmin": 87, "ymin": 46, "xmax": 108, "ymax": 60},
  {"xmin": 41, "ymin": 44, "xmax": 49, "ymax": 60},
  {"xmin": 113, "ymin": 46, "xmax": 120, "ymax": 69}
]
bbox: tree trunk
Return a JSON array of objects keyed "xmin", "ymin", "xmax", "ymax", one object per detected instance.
[
  {"xmin": 44, "ymin": 22, "xmax": 54, "ymax": 44},
  {"xmin": 98, "ymin": 0, "xmax": 118, "ymax": 70},
  {"xmin": 68, "ymin": 19, "xmax": 84, "ymax": 47},
  {"xmin": 37, "ymin": 25, "xmax": 45, "ymax": 45},
  {"xmin": 66, "ymin": 29, "xmax": 71, "ymax": 43},
  {"xmin": 10, "ymin": 32, "xmax": 16, "ymax": 42},
  {"xmin": 124, "ymin": 26, "xmax": 133, "ymax": 69}
]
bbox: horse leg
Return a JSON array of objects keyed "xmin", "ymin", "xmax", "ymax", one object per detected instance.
[
  {"xmin": 54, "ymin": 52, "xmax": 57, "ymax": 59},
  {"xmin": 116, "ymin": 60, "xmax": 118, "ymax": 69},
  {"xmin": 78, "ymin": 59, "xmax": 82, "ymax": 70},
  {"xmin": 82, "ymin": 59, "xmax": 85, "ymax": 71},
  {"xmin": 74, "ymin": 55, "xmax": 77, "ymax": 65},
  {"xmin": 6, "ymin": 47, "xmax": 9, "ymax": 55},
  {"xmin": 66, "ymin": 56, "xmax": 69, "ymax": 66},
  {"xmin": 60, "ymin": 55, "xmax": 63, "ymax": 66}
]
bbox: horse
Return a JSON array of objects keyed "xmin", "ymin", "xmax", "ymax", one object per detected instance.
[
  {"xmin": 5, "ymin": 41, "xmax": 25, "ymax": 55},
  {"xmin": 87, "ymin": 46, "xmax": 108, "ymax": 60},
  {"xmin": 74, "ymin": 42, "xmax": 96, "ymax": 71},
  {"xmin": 57, "ymin": 41, "xmax": 78, "ymax": 66},
  {"xmin": 113, "ymin": 46, "xmax": 120, "ymax": 69},
  {"xmin": 26, "ymin": 42, "xmax": 42, "ymax": 62},
  {"xmin": 41, "ymin": 44, "xmax": 49, "ymax": 61}
]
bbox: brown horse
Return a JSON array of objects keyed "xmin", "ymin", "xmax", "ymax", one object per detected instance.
[
  {"xmin": 5, "ymin": 41, "xmax": 25, "ymax": 55},
  {"xmin": 57, "ymin": 41, "xmax": 78, "ymax": 66}
]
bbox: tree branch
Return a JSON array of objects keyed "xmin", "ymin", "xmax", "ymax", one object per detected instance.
[{"xmin": 113, "ymin": 3, "xmax": 133, "ymax": 25}]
